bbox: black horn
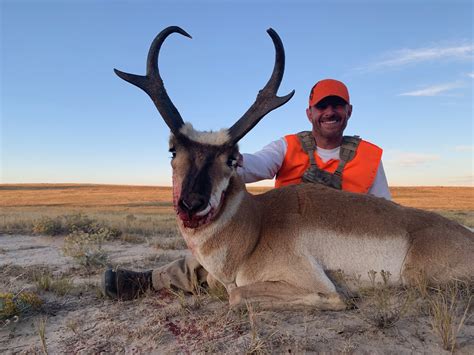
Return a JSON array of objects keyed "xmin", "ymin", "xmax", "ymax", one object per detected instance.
[
  {"xmin": 227, "ymin": 28, "xmax": 295, "ymax": 144},
  {"xmin": 114, "ymin": 26, "xmax": 190, "ymax": 134}
]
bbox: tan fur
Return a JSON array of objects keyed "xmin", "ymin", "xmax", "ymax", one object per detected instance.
[
  {"xmin": 179, "ymin": 123, "xmax": 230, "ymax": 145},
  {"xmin": 171, "ymin": 136, "xmax": 474, "ymax": 310}
]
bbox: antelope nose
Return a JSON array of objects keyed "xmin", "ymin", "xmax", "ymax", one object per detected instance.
[{"xmin": 178, "ymin": 196, "xmax": 207, "ymax": 215}]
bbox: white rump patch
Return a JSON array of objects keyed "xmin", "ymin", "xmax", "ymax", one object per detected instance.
[{"xmin": 179, "ymin": 122, "xmax": 230, "ymax": 145}]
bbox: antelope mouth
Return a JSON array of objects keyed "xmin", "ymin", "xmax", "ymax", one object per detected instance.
[{"xmin": 177, "ymin": 190, "xmax": 227, "ymax": 229}]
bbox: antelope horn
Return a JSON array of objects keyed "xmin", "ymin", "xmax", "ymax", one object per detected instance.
[
  {"xmin": 114, "ymin": 26, "xmax": 190, "ymax": 135},
  {"xmin": 228, "ymin": 28, "xmax": 295, "ymax": 145}
]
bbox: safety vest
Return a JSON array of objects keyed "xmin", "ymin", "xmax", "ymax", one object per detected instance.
[{"xmin": 275, "ymin": 132, "xmax": 382, "ymax": 193}]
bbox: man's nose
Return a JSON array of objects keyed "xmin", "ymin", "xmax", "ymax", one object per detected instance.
[{"xmin": 322, "ymin": 105, "xmax": 335, "ymax": 117}]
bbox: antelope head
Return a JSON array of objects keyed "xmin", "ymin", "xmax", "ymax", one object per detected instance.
[{"xmin": 115, "ymin": 26, "xmax": 294, "ymax": 229}]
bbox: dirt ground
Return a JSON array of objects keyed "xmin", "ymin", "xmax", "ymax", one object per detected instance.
[
  {"xmin": 1, "ymin": 184, "xmax": 473, "ymax": 353},
  {"xmin": 1, "ymin": 234, "xmax": 473, "ymax": 354}
]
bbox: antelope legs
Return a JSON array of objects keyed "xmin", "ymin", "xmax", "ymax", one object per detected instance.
[{"xmin": 229, "ymin": 281, "xmax": 346, "ymax": 310}]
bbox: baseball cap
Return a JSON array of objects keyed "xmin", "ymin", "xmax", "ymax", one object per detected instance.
[{"xmin": 309, "ymin": 79, "xmax": 350, "ymax": 107}]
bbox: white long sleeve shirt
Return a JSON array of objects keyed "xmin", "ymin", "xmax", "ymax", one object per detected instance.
[{"xmin": 237, "ymin": 138, "xmax": 392, "ymax": 200}]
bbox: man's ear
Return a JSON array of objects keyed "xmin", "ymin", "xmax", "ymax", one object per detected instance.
[
  {"xmin": 306, "ymin": 107, "xmax": 313, "ymax": 123},
  {"xmin": 347, "ymin": 104, "xmax": 353, "ymax": 119}
]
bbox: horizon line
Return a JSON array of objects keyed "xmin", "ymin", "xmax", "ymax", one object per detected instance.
[{"xmin": 0, "ymin": 182, "xmax": 473, "ymax": 188}]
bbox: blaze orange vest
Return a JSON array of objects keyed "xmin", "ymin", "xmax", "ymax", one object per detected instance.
[{"xmin": 275, "ymin": 134, "xmax": 382, "ymax": 193}]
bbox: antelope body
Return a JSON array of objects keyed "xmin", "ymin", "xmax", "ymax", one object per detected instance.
[{"xmin": 116, "ymin": 27, "xmax": 474, "ymax": 309}]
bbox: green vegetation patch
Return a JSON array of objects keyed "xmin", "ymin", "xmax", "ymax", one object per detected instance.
[
  {"xmin": 0, "ymin": 291, "xmax": 43, "ymax": 320},
  {"xmin": 34, "ymin": 270, "xmax": 74, "ymax": 296}
]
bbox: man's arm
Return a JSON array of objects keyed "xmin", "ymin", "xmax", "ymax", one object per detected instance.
[
  {"xmin": 237, "ymin": 138, "xmax": 287, "ymax": 183},
  {"xmin": 368, "ymin": 161, "xmax": 392, "ymax": 200}
]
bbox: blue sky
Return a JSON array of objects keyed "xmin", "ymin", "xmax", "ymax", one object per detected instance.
[{"xmin": 1, "ymin": 0, "xmax": 473, "ymax": 186}]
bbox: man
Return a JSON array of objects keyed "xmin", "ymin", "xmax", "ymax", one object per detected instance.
[{"xmin": 102, "ymin": 79, "xmax": 391, "ymax": 300}]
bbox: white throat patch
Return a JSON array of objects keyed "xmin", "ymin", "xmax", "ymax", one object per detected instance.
[{"xmin": 179, "ymin": 122, "xmax": 230, "ymax": 146}]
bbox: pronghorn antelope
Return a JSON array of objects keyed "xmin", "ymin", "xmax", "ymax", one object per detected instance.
[{"xmin": 115, "ymin": 26, "xmax": 474, "ymax": 310}]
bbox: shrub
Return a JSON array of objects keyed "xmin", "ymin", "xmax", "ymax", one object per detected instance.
[
  {"xmin": 64, "ymin": 213, "xmax": 121, "ymax": 239},
  {"xmin": 0, "ymin": 291, "xmax": 43, "ymax": 320},
  {"xmin": 34, "ymin": 271, "xmax": 74, "ymax": 296},
  {"xmin": 32, "ymin": 213, "xmax": 122, "ymax": 239},
  {"xmin": 32, "ymin": 217, "xmax": 63, "ymax": 236},
  {"xmin": 62, "ymin": 230, "xmax": 109, "ymax": 269}
]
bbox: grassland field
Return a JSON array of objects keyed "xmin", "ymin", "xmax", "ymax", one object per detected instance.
[{"xmin": 0, "ymin": 184, "xmax": 473, "ymax": 235}]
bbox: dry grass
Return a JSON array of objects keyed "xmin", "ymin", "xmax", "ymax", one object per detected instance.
[
  {"xmin": 1, "ymin": 184, "xmax": 472, "ymax": 211},
  {"xmin": 423, "ymin": 281, "xmax": 472, "ymax": 352},
  {"xmin": 353, "ymin": 270, "xmax": 414, "ymax": 329},
  {"xmin": 33, "ymin": 271, "xmax": 74, "ymax": 296},
  {"xmin": 0, "ymin": 184, "xmax": 174, "ymax": 211},
  {"xmin": 1, "ymin": 184, "xmax": 472, "ymax": 235},
  {"xmin": 36, "ymin": 316, "xmax": 48, "ymax": 355},
  {"xmin": 389, "ymin": 186, "xmax": 473, "ymax": 210}
]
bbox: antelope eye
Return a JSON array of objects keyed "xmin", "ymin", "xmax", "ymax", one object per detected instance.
[
  {"xmin": 227, "ymin": 157, "xmax": 237, "ymax": 168},
  {"xmin": 169, "ymin": 148, "xmax": 176, "ymax": 159}
]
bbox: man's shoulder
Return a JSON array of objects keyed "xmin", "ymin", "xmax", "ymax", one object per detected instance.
[
  {"xmin": 284, "ymin": 131, "xmax": 309, "ymax": 138},
  {"xmin": 359, "ymin": 138, "xmax": 382, "ymax": 152},
  {"xmin": 342, "ymin": 135, "xmax": 382, "ymax": 151}
]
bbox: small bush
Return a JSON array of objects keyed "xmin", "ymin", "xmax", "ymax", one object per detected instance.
[
  {"xmin": 33, "ymin": 217, "xmax": 63, "ymax": 236},
  {"xmin": 62, "ymin": 230, "xmax": 109, "ymax": 269},
  {"xmin": 0, "ymin": 291, "xmax": 43, "ymax": 320},
  {"xmin": 64, "ymin": 213, "xmax": 96, "ymax": 233},
  {"xmin": 32, "ymin": 213, "xmax": 122, "ymax": 239}
]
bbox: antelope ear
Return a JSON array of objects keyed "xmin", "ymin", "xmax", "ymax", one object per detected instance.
[{"xmin": 237, "ymin": 153, "xmax": 243, "ymax": 167}]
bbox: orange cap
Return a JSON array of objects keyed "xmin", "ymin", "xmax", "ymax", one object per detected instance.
[{"xmin": 308, "ymin": 79, "xmax": 350, "ymax": 107}]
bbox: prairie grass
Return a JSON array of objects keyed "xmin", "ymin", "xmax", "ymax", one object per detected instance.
[
  {"xmin": 1, "ymin": 184, "xmax": 472, "ymax": 234},
  {"xmin": 351, "ymin": 269, "xmax": 473, "ymax": 351},
  {"xmin": 33, "ymin": 270, "xmax": 74, "ymax": 296},
  {"xmin": 36, "ymin": 316, "xmax": 48, "ymax": 355},
  {"xmin": 0, "ymin": 209, "xmax": 179, "ymax": 238},
  {"xmin": 352, "ymin": 270, "xmax": 414, "ymax": 329},
  {"xmin": 245, "ymin": 301, "xmax": 270, "ymax": 354},
  {"xmin": 419, "ymin": 280, "xmax": 473, "ymax": 352}
]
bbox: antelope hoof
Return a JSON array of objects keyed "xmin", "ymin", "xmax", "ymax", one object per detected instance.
[
  {"xmin": 228, "ymin": 288, "xmax": 244, "ymax": 307},
  {"xmin": 327, "ymin": 294, "xmax": 347, "ymax": 311}
]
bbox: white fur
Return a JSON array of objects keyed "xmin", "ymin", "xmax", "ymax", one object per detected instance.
[
  {"xmin": 209, "ymin": 176, "xmax": 230, "ymax": 210},
  {"xmin": 179, "ymin": 189, "xmax": 244, "ymax": 243},
  {"xmin": 179, "ymin": 122, "xmax": 230, "ymax": 145},
  {"xmin": 301, "ymin": 230, "xmax": 409, "ymax": 282},
  {"xmin": 179, "ymin": 189, "xmax": 245, "ymax": 286}
]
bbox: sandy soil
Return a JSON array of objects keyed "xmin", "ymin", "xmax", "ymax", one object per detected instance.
[{"xmin": 1, "ymin": 234, "xmax": 473, "ymax": 354}]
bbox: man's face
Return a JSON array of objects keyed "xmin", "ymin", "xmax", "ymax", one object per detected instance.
[{"xmin": 306, "ymin": 96, "xmax": 352, "ymax": 140}]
